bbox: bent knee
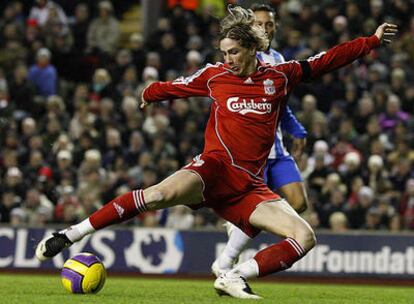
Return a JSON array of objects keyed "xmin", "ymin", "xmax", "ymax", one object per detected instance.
[{"xmin": 294, "ymin": 224, "xmax": 316, "ymax": 252}]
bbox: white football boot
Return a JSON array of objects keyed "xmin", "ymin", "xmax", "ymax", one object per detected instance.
[
  {"xmin": 211, "ymin": 259, "xmax": 228, "ymax": 278},
  {"xmin": 214, "ymin": 272, "xmax": 262, "ymax": 299},
  {"xmin": 35, "ymin": 231, "xmax": 73, "ymax": 261}
]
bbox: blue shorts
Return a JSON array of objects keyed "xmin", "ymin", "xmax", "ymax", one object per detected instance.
[{"xmin": 264, "ymin": 156, "xmax": 302, "ymax": 190}]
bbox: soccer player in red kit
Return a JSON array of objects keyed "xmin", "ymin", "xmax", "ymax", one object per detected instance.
[{"xmin": 36, "ymin": 5, "xmax": 398, "ymax": 299}]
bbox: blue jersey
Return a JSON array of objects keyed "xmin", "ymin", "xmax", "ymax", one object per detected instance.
[{"xmin": 256, "ymin": 48, "xmax": 307, "ymax": 159}]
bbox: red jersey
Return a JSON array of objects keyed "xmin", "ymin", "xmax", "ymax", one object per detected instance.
[{"xmin": 143, "ymin": 35, "xmax": 380, "ymax": 178}]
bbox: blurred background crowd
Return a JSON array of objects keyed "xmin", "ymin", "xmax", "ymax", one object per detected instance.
[{"xmin": 0, "ymin": 0, "xmax": 413, "ymax": 233}]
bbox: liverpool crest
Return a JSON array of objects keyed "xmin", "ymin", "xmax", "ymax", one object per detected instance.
[{"xmin": 263, "ymin": 79, "xmax": 275, "ymax": 95}]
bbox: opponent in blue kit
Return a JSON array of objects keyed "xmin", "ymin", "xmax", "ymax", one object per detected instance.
[{"xmin": 212, "ymin": 3, "xmax": 309, "ymax": 277}]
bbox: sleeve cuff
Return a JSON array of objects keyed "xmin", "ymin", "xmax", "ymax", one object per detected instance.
[
  {"xmin": 367, "ymin": 35, "xmax": 381, "ymax": 49},
  {"xmin": 142, "ymin": 85, "xmax": 151, "ymax": 103}
]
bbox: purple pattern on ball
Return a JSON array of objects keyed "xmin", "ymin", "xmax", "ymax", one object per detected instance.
[
  {"xmin": 71, "ymin": 253, "xmax": 100, "ymax": 267},
  {"xmin": 61, "ymin": 268, "xmax": 83, "ymax": 293}
]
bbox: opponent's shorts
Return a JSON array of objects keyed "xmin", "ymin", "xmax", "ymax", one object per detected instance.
[
  {"xmin": 182, "ymin": 153, "xmax": 280, "ymax": 237},
  {"xmin": 264, "ymin": 156, "xmax": 302, "ymax": 190}
]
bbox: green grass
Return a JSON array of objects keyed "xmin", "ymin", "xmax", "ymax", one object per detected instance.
[{"xmin": 0, "ymin": 274, "xmax": 413, "ymax": 304}]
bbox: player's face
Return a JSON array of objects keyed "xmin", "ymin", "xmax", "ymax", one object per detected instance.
[
  {"xmin": 253, "ymin": 11, "xmax": 276, "ymax": 44},
  {"xmin": 220, "ymin": 38, "xmax": 256, "ymax": 77}
]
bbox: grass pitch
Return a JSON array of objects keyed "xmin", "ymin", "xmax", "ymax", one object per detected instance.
[{"xmin": 0, "ymin": 273, "xmax": 413, "ymax": 304}]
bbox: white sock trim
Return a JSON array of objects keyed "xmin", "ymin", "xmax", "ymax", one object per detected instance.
[
  {"xmin": 286, "ymin": 238, "xmax": 305, "ymax": 256},
  {"xmin": 133, "ymin": 190, "xmax": 148, "ymax": 212}
]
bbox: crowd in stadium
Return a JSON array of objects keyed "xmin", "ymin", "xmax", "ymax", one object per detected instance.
[{"xmin": 0, "ymin": 0, "xmax": 413, "ymax": 232}]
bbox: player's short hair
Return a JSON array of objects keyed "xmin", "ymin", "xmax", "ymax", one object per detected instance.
[
  {"xmin": 250, "ymin": 3, "xmax": 276, "ymax": 15},
  {"xmin": 219, "ymin": 5, "xmax": 268, "ymax": 51}
]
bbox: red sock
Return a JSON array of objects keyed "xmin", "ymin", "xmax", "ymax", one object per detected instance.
[
  {"xmin": 89, "ymin": 190, "xmax": 148, "ymax": 230},
  {"xmin": 253, "ymin": 238, "xmax": 305, "ymax": 277}
]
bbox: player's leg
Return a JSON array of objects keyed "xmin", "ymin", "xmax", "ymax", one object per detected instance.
[
  {"xmin": 212, "ymin": 160, "xmax": 273, "ymax": 276},
  {"xmin": 271, "ymin": 156, "xmax": 308, "ymax": 213},
  {"xmin": 212, "ymin": 158, "xmax": 308, "ymax": 276},
  {"xmin": 214, "ymin": 198, "xmax": 315, "ymax": 299},
  {"xmin": 278, "ymin": 181, "xmax": 308, "ymax": 213},
  {"xmin": 225, "ymin": 199, "xmax": 315, "ymax": 279},
  {"xmin": 35, "ymin": 170, "xmax": 203, "ymax": 261},
  {"xmin": 211, "ymin": 222, "xmax": 248, "ymax": 276}
]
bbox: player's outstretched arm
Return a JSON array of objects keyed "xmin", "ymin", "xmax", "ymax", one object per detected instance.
[
  {"xmin": 290, "ymin": 23, "xmax": 399, "ymax": 83},
  {"xmin": 140, "ymin": 65, "xmax": 217, "ymax": 108}
]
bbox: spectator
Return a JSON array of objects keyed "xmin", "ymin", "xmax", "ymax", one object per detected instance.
[
  {"xmin": 353, "ymin": 96, "xmax": 375, "ymax": 134},
  {"xmin": 29, "ymin": 0, "xmax": 68, "ymax": 29},
  {"xmin": 54, "ymin": 149, "xmax": 76, "ymax": 186},
  {"xmin": 125, "ymin": 131, "xmax": 146, "ymax": 166},
  {"xmin": 70, "ymin": 3, "xmax": 90, "ymax": 53},
  {"xmin": 20, "ymin": 117, "xmax": 37, "ymax": 147},
  {"xmin": 102, "ymin": 127, "xmax": 124, "ymax": 169},
  {"xmin": 8, "ymin": 64, "xmax": 36, "ymax": 116},
  {"xmin": 20, "ymin": 188, "xmax": 54, "ymax": 226},
  {"xmin": 111, "ymin": 49, "xmax": 133, "ymax": 86},
  {"xmin": 390, "ymin": 158, "xmax": 412, "ymax": 193},
  {"xmin": 28, "ymin": 47, "xmax": 57, "ymax": 98},
  {"xmin": 77, "ymin": 149, "xmax": 107, "ymax": 200},
  {"xmin": 22, "ymin": 149, "xmax": 44, "ymax": 185},
  {"xmin": 346, "ymin": 186, "xmax": 375, "ymax": 229},
  {"xmin": 69, "ymin": 102, "xmax": 97, "ymax": 140},
  {"xmin": 307, "ymin": 154, "xmax": 332, "ymax": 194},
  {"xmin": 89, "ymin": 68, "xmax": 113, "ymax": 101},
  {"xmin": 157, "ymin": 32, "xmax": 184, "ymax": 76},
  {"xmin": 400, "ymin": 179, "xmax": 414, "ymax": 229},
  {"xmin": 117, "ymin": 65, "xmax": 138, "ymax": 98},
  {"xmin": 129, "ymin": 33, "xmax": 146, "ymax": 81},
  {"xmin": 377, "ymin": 196, "xmax": 396, "ymax": 228},
  {"xmin": 363, "ymin": 207, "xmax": 383, "ymax": 230},
  {"xmin": 9, "ymin": 208, "xmax": 27, "ymax": 226},
  {"xmin": 185, "ymin": 50, "xmax": 202, "ymax": 75},
  {"xmin": 364, "ymin": 154, "xmax": 390, "ymax": 194},
  {"xmin": 0, "ymin": 191, "xmax": 21, "ymax": 223},
  {"xmin": 43, "ymin": 95, "xmax": 70, "ymax": 129},
  {"xmin": 1, "ymin": 167, "xmax": 26, "ymax": 201},
  {"xmin": 320, "ymin": 173, "xmax": 345, "ymax": 208},
  {"xmin": 297, "ymin": 94, "xmax": 325, "ymax": 132},
  {"xmin": 339, "ymin": 152, "xmax": 362, "ymax": 186},
  {"xmin": 329, "ymin": 211, "xmax": 348, "ymax": 232},
  {"xmin": 379, "ymin": 94, "xmax": 410, "ymax": 131},
  {"xmin": 52, "ymin": 133, "xmax": 74, "ymax": 155},
  {"xmin": 87, "ymin": 1, "xmax": 120, "ymax": 58},
  {"xmin": 281, "ymin": 30, "xmax": 305, "ymax": 61},
  {"xmin": 79, "ymin": 192, "xmax": 101, "ymax": 216},
  {"xmin": 54, "ymin": 185, "xmax": 82, "ymax": 223},
  {"xmin": 388, "ymin": 137, "xmax": 414, "ymax": 169},
  {"xmin": 320, "ymin": 188, "xmax": 347, "ymax": 228}
]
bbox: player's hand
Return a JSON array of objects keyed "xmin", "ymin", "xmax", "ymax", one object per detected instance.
[
  {"xmin": 291, "ymin": 137, "xmax": 306, "ymax": 162},
  {"xmin": 374, "ymin": 23, "xmax": 398, "ymax": 44}
]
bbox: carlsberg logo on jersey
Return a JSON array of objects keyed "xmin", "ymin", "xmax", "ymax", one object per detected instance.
[{"xmin": 227, "ymin": 97, "xmax": 272, "ymax": 115}]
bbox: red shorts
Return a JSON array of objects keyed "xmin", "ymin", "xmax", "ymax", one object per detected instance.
[{"xmin": 182, "ymin": 153, "xmax": 280, "ymax": 237}]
